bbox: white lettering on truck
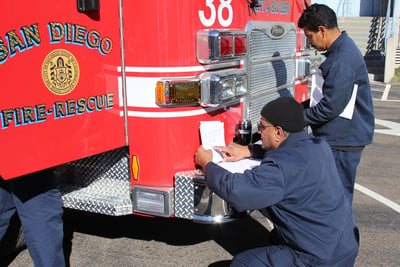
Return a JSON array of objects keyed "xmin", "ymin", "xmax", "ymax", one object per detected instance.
[{"xmin": 199, "ymin": 0, "xmax": 233, "ymax": 27}]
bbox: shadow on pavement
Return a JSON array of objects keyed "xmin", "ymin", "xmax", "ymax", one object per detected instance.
[
  {"xmin": 62, "ymin": 208, "xmax": 274, "ymax": 266},
  {"xmin": 0, "ymin": 214, "xmax": 26, "ymax": 267}
]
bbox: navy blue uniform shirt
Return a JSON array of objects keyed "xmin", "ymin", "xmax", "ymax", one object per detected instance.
[
  {"xmin": 304, "ymin": 31, "xmax": 374, "ymax": 147},
  {"xmin": 205, "ymin": 131, "xmax": 359, "ymax": 263}
]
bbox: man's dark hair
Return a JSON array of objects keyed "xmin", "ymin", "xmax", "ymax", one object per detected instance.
[{"xmin": 298, "ymin": 4, "xmax": 338, "ymax": 32}]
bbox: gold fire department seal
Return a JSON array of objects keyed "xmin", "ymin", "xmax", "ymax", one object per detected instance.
[{"xmin": 42, "ymin": 49, "xmax": 79, "ymax": 95}]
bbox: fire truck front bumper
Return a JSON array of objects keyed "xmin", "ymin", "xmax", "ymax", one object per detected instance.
[
  {"xmin": 131, "ymin": 170, "xmax": 247, "ymax": 223},
  {"xmin": 174, "ymin": 170, "xmax": 247, "ymax": 223}
]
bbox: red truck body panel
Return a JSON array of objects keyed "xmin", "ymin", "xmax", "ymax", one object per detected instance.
[
  {"xmin": 1, "ymin": 0, "xmax": 312, "ymax": 219},
  {"xmin": 1, "ymin": 1, "xmax": 125, "ymax": 179}
]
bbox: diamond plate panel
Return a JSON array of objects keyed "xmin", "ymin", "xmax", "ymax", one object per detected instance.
[
  {"xmin": 59, "ymin": 147, "xmax": 132, "ymax": 216},
  {"xmin": 174, "ymin": 170, "xmax": 204, "ymax": 219}
]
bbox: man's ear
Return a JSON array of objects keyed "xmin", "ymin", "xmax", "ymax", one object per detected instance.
[
  {"xmin": 275, "ymin": 126, "xmax": 284, "ymax": 138},
  {"xmin": 318, "ymin": 25, "xmax": 327, "ymax": 37},
  {"xmin": 272, "ymin": 126, "xmax": 285, "ymax": 146}
]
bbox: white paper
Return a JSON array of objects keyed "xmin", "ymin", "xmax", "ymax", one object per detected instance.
[
  {"xmin": 310, "ymin": 69, "xmax": 324, "ymax": 107},
  {"xmin": 217, "ymin": 158, "xmax": 261, "ymax": 173},
  {"xmin": 200, "ymin": 121, "xmax": 226, "ymax": 163},
  {"xmin": 311, "ymin": 70, "xmax": 358, "ymax": 120},
  {"xmin": 339, "ymin": 84, "xmax": 358, "ymax": 120}
]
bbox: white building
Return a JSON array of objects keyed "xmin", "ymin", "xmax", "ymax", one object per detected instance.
[
  {"xmin": 311, "ymin": 0, "xmax": 387, "ymax": 16},
  {"xmin": 312, "ymin": 0, "xmax": 400, "ymax": 82}
]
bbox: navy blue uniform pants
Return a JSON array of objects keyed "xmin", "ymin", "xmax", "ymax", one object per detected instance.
[
  {"xmin": 231, "ymin": 245, "xmax": 319, "ymax": 267},
  {"xmin": 331, "ymin": 149, "xmax": 363, "ymax": 206},
  {"xmin": 0, "ymin": 169, "xmax": 65, "ymax": 267},
  {"xmin": 231, "ymin": 245, "xmax": 357, "ymax": 267}
]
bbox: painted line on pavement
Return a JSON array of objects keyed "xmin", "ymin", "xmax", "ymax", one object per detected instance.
[
  {"xmin": 355, "ymin": 183, "xmax": 400, "ymax": 214},
  {"xmin": 381, "ymin": 83, "xmax": 391, "ymax": 100},
  {"xmin": 375, "ymin": 119, "xmax": 400, "ymax": 136},
  {"xmin": 371, "ymin": 83, "xmax": 400, "ymax": 102}
]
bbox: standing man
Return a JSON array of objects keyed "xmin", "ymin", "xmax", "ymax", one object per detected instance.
[
  {"xmin": 196, "ymin": 97, "xmax": 359, "ymax": 266},
  {"xmin": 0, "ymin": 169, "xmax": 65, "ymax": 266},
  {"xmin": 298, "ymin": 4, "xmax": 375, "ymax": 205}
]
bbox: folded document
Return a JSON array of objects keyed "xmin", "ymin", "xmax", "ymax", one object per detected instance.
[
  {"xmin": 200, "ymin": 121, "xmax": 225, "ymax": 163},
  {"xmin": 200, "ymin": 121, "xmax": 261, "ymax": 172}
]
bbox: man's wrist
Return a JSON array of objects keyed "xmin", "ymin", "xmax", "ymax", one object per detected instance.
[{"xmin": 247, "ymin": 144, "xmax": 254, "ymax": 157}]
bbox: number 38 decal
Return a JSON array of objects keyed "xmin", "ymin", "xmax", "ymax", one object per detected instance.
[{"xmin": 199, "ymin": 0, "xmax": 233, "ymax": 27}]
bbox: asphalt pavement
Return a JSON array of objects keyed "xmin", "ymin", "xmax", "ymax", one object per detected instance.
[{"xmin": 354, "ymin": 81, "xmax": 400, "ymax": 266}]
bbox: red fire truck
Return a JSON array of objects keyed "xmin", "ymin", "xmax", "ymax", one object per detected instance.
[{"xmin": 1, "ymin": 0, "xmax": 319, "ymax": 223}]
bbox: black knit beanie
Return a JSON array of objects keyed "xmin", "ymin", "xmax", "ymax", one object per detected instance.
[{"xmin": 260, "ymin": 96, "xmax": 304, "ymax": 133}]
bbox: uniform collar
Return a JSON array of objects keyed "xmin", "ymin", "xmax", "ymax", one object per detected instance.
[
  {"xmin": 279, "ymin": 131, "xmax": 308, "ymax": 148},
  {"xmin": 323, "ymin": 31, "xmax": 347, "ymax": 56}
]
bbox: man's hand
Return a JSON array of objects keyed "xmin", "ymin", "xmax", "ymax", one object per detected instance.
[
  {"xmin": 213, "ymin": 142, "xmax": 251, "ymax": 162},
  {"xmin": 195, "ymin": 146, "xmax": 213, "ymax": 170}
]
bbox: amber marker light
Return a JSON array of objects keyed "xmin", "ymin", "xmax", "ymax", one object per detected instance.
[
  {"xmin": 156, "ymin": 80, "xmax": 201, "ymax": 107},
  {"xmin": 131, "ymin": 155, "xmax": 139, "ymax": 180}
]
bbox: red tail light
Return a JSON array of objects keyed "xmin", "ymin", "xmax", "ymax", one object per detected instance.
[
  {"xmin": 234, "ymin": 35, "xmax": 247, "ymax": 55},
  {"xmin": 220, "ymin": 35, "xmax": 233, "ymax": 56},
  {"xmin": 197, "ymin": 29, "xmax": 247, "ymax": 64}
]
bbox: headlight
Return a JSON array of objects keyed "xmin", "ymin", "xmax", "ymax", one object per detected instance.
[{"xmin": 199, "ymin": 69, "xmax": 248, "ymax": 107}]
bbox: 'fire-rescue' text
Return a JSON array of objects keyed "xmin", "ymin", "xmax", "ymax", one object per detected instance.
[{"xmin": 0, "ymin": 94, "xmax": 114, "ymax": 129}]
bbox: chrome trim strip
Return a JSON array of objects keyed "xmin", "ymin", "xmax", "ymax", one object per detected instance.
[{"xmin": 119, "ymin": 0, "xmax": 129, "ymax": 145}]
